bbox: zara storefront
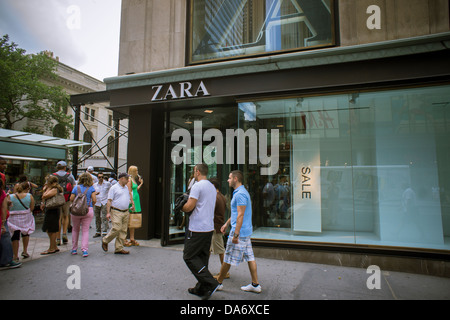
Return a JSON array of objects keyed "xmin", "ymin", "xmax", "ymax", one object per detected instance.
[{"xmin": 101, "ymin": 1, "xmax": 450, "ymax": 273}]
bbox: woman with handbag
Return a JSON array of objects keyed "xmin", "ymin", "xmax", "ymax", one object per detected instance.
[
  {"xmin": 40, "ymin": 175, "xmax": 64, "ymax": 255},
  {"xmin": 125, "ymin": 166, "xmax": 143, "ymax": 247},
  {"xmin": 8, "ymin": 182, "xmax": 35, "ymax": 261}
]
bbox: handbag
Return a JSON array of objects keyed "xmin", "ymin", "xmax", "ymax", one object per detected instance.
[
  {"xmin": 128, "ymin": 213, "xmax": 142, "ymax": 229},
  {"xmin": 45, "ymin": 190, "xmax": 66, "ymax": 209}
]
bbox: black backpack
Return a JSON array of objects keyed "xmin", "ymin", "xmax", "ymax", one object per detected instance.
[{"xmin": 53, "ymin": 173, "xmax": 73, "ymax": 201}]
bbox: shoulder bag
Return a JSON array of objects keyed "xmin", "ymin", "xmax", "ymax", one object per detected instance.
[{"xmin": 45, "ymin": 189, "xmax": 66, "ymax": 209}]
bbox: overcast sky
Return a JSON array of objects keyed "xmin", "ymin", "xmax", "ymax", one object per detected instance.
[{"xmin": 0, "ymin": 0, "xmax": 122, "ymax": 81}]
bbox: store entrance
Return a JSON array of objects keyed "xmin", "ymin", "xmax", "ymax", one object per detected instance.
[{"xmin": 162, "ymin": 105, "xmax": 237, "ymax": 245}]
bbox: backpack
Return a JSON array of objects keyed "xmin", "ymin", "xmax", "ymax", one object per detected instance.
[
  {"xmin": 70, "ymin": 185, "xmax": 89, "ymax": 216},
  {"xmin": 53, "ymin": 172, "xmax": 73, "ymax": 201}
]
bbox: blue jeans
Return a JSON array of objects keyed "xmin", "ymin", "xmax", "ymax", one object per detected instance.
[{"xmin": 0, "ymin": 223, "xmax": 13, "ymax": 266}]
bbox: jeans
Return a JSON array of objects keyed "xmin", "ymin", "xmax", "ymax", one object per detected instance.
[
  {"xmin": 94, "ymin": 204, "xmax": 109, "ymax": 235},
  {"xmin": 0, "ymin": 223, "xmax": 13, "ymax": 266}
]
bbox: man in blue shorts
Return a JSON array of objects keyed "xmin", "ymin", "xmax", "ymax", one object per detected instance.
[{"xmin": 216, "ymin": 170, "xmax": 261, "ymax": 293}]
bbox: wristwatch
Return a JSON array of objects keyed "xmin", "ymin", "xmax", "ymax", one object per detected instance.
[{"xmin": 233, "ymin": 233, "xmax": 239, "ymax": 238}]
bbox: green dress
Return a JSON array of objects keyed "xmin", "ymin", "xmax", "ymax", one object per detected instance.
[{"xmin": 129, "ymin": 180, "xmax": 141, "ymax": 213}]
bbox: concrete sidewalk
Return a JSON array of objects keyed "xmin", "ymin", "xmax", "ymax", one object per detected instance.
[{"xmin": 1, "ymin": 222, "xmax": 449, "ymax": 301}]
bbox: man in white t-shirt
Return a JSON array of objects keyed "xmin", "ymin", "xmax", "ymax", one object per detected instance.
[
  {"xmin": 102, "ymin": 173, "xmax": 135, "ymax": 255},
  {"xmin": 182, "ymin": 163, "xmax": 219, "ymax": 300},
  {"xmin": 93, "ymin": 173, "xmax": 112, "ymax": 238}
]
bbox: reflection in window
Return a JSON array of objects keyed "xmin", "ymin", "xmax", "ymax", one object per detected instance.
[
  {"xmin": 239, "ymin": 85, "xmax": 450, "ymax": 252},
  {"xmin": 190, "ymin": 0, "xmax": 334, "ymax": 63}
]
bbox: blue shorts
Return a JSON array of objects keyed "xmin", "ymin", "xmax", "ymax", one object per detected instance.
[{"xmin": 224, "ymin": 231, "xmax": 255, "ymax": 266}]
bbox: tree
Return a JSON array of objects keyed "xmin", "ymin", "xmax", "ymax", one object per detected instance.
[{"xmin": 0, "ymin": 34, "xmax": 73, "ymax": 138}]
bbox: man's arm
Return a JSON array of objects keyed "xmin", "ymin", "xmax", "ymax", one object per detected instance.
[
  {"xmin": 221, "ymin": 218, "xmax": 231, "ymax": 234},
  {"xmin": 232, "ymin": 205, "xmax": 246, "ymax": 244},
  {"xmin": 106, "ymin": 199, "xmax": 112, "ymax": 220},
  {"xmin": 182, "ymin": 198, "xmax": 198, "ymax": 213}
]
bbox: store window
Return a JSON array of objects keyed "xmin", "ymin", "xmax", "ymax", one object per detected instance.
[
  {"xmin": 167, "ymin": 106, "xmax": 237, "ymax": 242},
  {"xmin": 239, "ymin": 84, "xmax": 450, "ymax": 251},
  {"xmin": 189, "ymin": 0, "xmax": 334, "ymax": 63}
]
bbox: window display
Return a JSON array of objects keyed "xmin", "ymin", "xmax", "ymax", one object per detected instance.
[{"xmin": 238, "ymin": 85, "xmax": 450, "ymax": 251}]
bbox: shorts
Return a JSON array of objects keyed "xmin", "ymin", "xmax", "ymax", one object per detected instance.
[
  {"xmin": 11, "ymin": 230, "xmax": 30, "ymax": 241},
  {"xmin": 210, "ymin": 230, "xmax": 225, "ymax": 255},
  {"xmin": 60, "ymin": 201, "xmax": 71, "ymax": 217},
  {"xmin": 223, "ymin": 231, "xmax": 255, "ymax": 266}
]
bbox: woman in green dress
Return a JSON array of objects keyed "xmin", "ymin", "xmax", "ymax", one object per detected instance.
[{"xmin": 125, "ymin": 165, "xmax": 144, "ymax": 247}]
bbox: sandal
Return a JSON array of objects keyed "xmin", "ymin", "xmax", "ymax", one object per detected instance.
[
  {"xmin": 124, "ymin": 240, "xmax": 132, "ymax": 247},
  {"xmin": 21, "ymin": 252, "xmax": 30, "ymax": 259},
  {"xmin": 131, "ymin": 240, "xmax": 140, "ymax": 246},
  {"xmin": 40, "ymin": 250, "xmax": 57, "ymax": 255}
]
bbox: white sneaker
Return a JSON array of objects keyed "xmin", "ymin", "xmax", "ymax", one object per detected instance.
[{"xmin": 241, "ymin": 283, "xmax": 262, "ymax": 293}]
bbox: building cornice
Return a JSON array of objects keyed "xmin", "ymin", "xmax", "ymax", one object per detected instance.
[{"xmin": 104, "ymin": 32, "xmax": 450, "ymax": 91}]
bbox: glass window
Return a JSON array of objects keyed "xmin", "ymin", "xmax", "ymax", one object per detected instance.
[
  {"xmin": 167, "ymin": 106, "xmax": 237, "ymax": 242},
  {"xmin": 189, "ymin": 0, "xmax": 334, "ymax": 63},
  {"xmin": 239, "ymin": 84, "xmax": 450, "ymax": 252}
]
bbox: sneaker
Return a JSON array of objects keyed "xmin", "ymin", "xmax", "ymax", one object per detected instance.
[
  {"xmin": 241, "ymin": 283, "xmax": 262, "ymax": 293},
  {"xmin": 0, "ymin": 261, "xmax": 22, "ymax": 270},
  {"xmin": 82, "ymin": 250, "xmax": 89, "ymax": 257},
  {"xmin": 216, "ymin": 283, "xmax": 223, "ymax": 291},
  {"xmin": 71, "ymin": 250, "xmax": 77, "ymax": 255}
]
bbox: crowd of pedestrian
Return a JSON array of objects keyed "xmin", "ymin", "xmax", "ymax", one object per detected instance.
[
  {"xmin": 1, "ymin": 156, "xmax": 261, "ymax": 301},
  {"xmin": 0, "ymin": 156, "xmax": 143, "ymax": 269}
]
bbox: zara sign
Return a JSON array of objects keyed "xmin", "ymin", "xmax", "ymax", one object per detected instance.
[{"xmin": 151, "ymin": 81, "xmax": 210, "ymax": 102}]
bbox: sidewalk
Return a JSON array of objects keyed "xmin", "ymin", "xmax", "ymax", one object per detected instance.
[{"xmin": 1, "ymin": 220, "xmax": 449, "ymax": 301}]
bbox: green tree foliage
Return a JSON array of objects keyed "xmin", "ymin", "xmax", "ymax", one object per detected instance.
[{"xmin": 0, "ymin": 34, "xmax": 73, "ymax": 138}]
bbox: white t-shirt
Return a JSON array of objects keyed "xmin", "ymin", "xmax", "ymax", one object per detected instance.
[
  {"xmin": 94, "ymin": 181, "xmax": 112, "ymax": 206},
  {"xmin": 188, "ymin": 179, "xmax": 216, "ymax": 232},
  {"xmin": 107, "ymin": 183, "xmax": 130, "ymax": 211}
]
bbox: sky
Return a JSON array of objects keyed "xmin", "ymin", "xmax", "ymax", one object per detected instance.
[{"xmin": 0, "ymin": 0, "xmax": 122, "ymax": 81}]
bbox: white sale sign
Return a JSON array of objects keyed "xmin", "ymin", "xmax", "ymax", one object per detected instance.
[{"xmin": 291, "ymin": 135, "xmax": 322, "ymax": 232}]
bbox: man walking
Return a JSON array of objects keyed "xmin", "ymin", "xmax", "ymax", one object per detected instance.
[
  {"xmin": 216, "ymin": 170, "xmax": 261, "ymax": 293},
  {"xmin": 102, "ymin": 173, "xmax": 134, "ymax": 255},
  {"xmin": 93, "ymin": 173, "xmax": 111, "ymax": 238},
  {"xmin": 209, "ymin": 178, "xmax": 228, "ymax": 277},
  {"xmin": 54, "ymin": 161, "xmax": 75, "ymax": 245},
  {"xmin": 182, "ymin": 164, "xmax": 219, "ymax": 300}
]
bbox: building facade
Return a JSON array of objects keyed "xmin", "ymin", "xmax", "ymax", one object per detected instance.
[{"xmin": 105, "ymin": 0, "xmax": 450, "ymax": 275}]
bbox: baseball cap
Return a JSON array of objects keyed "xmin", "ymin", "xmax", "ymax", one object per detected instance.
[{"xmin": 57, "ymin": 161, "xmax": 67, "ymax": 167}]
